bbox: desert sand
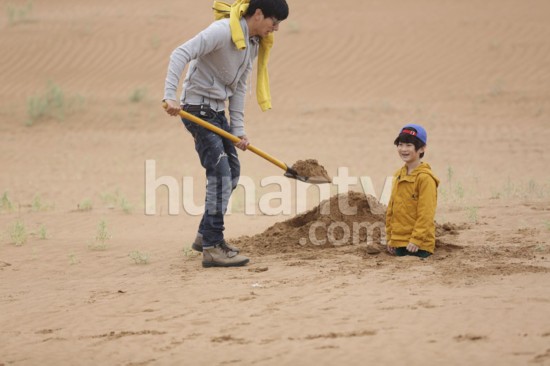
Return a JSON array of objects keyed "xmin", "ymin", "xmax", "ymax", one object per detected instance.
[{"xmin": 1, "ymin": 0, "xmax": 550, "ymax": 365}]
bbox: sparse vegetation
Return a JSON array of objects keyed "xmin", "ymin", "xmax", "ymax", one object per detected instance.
[
  {"xmin": 120, "ymin": 197, "xmax": 133, "ymax": 214},
  {"xmin": 490, "ymin": 189, "xmax": 501, "ymax": 200},
  {"xmin": 544, "ymin": 220, "xmax": 550, "ymax": 231},
  {"xmin": 6, "ymin": 0, "xmax": 33, "ymax": 26},
  {"xmin": 454, "ymin": 183, "xmax": 465, "ymax": 200},
  {"xmin": 129, "ymin": 87, "xmax": 147, "ymax": 103},
  {"xmin": 31, "ymin": 195, "xmax": 52, "ymax": 212},
  {"xmin": 10, "ymin": 220, "xmax": 27, "ymax": 246},
  {"xmin": 77, "ymin": 199, "xmax": 93, "ymax": 212},
  {"xmin": 286, "ymin": 20, "xmax": 301, "ymax": 34},
  {"xmin": 101, "ymin": 189, "xmax": 133, "ymax": 214},
  {"xmin": 37, "ymin": 224, "xmax": 47, "ymax": 240},
  {"xmin": 466, "ymin": 206, "xmax": 479, "ymax": 224},
  {"xmin": 496, "ymin": 178, "xmax": 549, "ymax": 200},
  {"xmin": 88, "ymin": 219, "xmax": 110, "ymax": 251},
  {"xmin": 440, "ymin": 166, "xmax": 467, "ymax": 203},
  {"xmin": 68, "ymin": 253, "xmax": 79, "ymax": 265},
  {"xmin": 101, "ymin": 189, "xmax": 121, "ymax": 207},
  {"xmin": 1, "ymin": 192, "xmax": 14, "ymax": 212},
  {"xmin": 129, "ymin": 250, "xmax": 149, "ymax": 264},
  {"xmin": 182, "ymin": 246, "xmax": 199, "ymax": 258},
  {"xmin": 26, "ymin": 81, "xmax": 84, "ymax": 126}
]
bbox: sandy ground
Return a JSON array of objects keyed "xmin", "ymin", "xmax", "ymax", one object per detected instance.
[{"xmin": 1, "ymin": 0, "xmax": 550, "ymax": 365}]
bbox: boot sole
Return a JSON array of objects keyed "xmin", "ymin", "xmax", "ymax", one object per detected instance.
[{"xmin": 202, "ymin": 258, "xmax": 250, "ymax": 268}]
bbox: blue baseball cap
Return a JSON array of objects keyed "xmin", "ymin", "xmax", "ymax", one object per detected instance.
[{"xmin": 399, "ymin": 124, "xmax": 427, "ymax": 144}]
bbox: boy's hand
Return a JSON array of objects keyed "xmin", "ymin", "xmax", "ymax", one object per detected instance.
[
  {"xmin": 406, "ymin": 243, "xmax": 419, "ymax": 253},
  {"xmin": 386, "ymin": 245, "xmax": 395, "ymax": 255}
]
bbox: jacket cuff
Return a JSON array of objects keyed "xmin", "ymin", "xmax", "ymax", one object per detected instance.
[{"xmin": 231, "ymin": 126, "xmax": 245, "ymax": 137}]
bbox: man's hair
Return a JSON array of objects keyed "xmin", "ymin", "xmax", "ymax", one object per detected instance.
[
  {"xmin": 245, "ymin": 0, "xmax": 289, "ymax": 21},
  {"xmin": 394, "ymin": 127, "xmax": 426, "ymax": 158}
]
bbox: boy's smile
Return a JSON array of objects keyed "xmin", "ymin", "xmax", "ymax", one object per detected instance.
[{"xmin": 397, "ymin": 142, "xmax": 424, "ymax": 165}]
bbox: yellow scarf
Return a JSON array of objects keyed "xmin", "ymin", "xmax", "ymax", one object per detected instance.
[{"xmin": 212, "ymin": 0, "xmax": 272, "ymax": 111}]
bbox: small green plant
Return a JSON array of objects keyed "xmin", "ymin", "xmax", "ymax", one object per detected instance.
[
  {"xmin": 287, "ymin": 20, "xmax": 301, "ymax": 34},
  {"xmin": 447, "ymin": 166, "xmax": 454, "ymax": 186},
  {"xmin": 10, "ymin": 220, "xmax": 28, "ymax": 246},
  {"xmin": 101, "ymin": 189, "xmax": 133, "ymax": 213},
  {"xmin": 490, "ymin": 188, "xmax": 501, "ymax": 200},
  {"xmin": 544, "ymin": 220, "xmax": 550, "ymax": 231},
  {"xmin": 27, "ymin": 82, "xmax": 65, "ymax": 125},
  {"xmin": 466, "ymin": 206, "xmax": 478, "ymax": 223},
  {"xmin": 129, "ymin": 87, "xmax": 147, "ymax": 103},
  {"xmin": 129, "ymin": 250, "xmax": 149, "ymax": 264},
  {"xmin": 182, "ymin": 246, "xmax": 199, "ymax": 258},
  {"xmin": 26, "ymin": 81, "xmax": 84, "ymax": 126},
  {"xmin": 503, "ymin": 177, "xmax": 517, "ymax": 199},
  {"xmin": 1, "ymin": 192, "xmax": 14, "ymax": 212},
  {"xmin": 120, "ymin": 197, "xmax": 133, "ymax": 214},
  {"xmin": 454, "ymin": 183, "xmax": 465, "ymax": 200},
  {"xmin": 77, "ymin": 199, "xmax": 93, "ymax": 211},
  {"xmin": 534, "ymin": 244, "xmax": 547, "ymax": 253},
  {"xmin": 88, "ymin": 219, "xmax": 110, "ymax": 250},
  {"xmin": 101, "ymin": 189, "xmax": 122, "ymax": 207},
  {"xmin": 31, "ymin": 195, "xmax": 52, "ymax": 211},
  {"xmin": 68, "ymin": 253, "xmax": 79, "ymax": 265},
  {"xmin": 37, "ymin": 224, "xmax": 47, "ymax": 239},
  {"xmin": 7, "ymin": 0, "xmax": 33, "ymax": 26}
]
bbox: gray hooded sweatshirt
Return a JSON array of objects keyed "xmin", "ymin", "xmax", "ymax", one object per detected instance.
[{"xmin": 164, "ymin": 18, "xmax": 259, "ymax": 137}]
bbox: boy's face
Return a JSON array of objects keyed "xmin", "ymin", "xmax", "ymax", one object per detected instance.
[{"xmin": 397, "ymin": 142, "xmax": 424, "ymax": 164}]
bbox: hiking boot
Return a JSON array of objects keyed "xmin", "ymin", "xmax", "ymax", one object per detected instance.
[
  {"xmin": 192, "ymin": 234, "xmax": 240, "ymax": 253},
  {"xmin": 202, "ymin": 243, "xmax": 249, "ymax": 268}
]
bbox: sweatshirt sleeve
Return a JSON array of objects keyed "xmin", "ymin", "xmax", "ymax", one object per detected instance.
[
  {"xmin": 409, "ymin": 174, "xmax": 437, "ymax": 246},
  {"xmin": 228, "ymin": 58, "xmax": 252, "ymax": 137},
  {"xmin": 164, "ymin": 21, "xmax": 228, "ymax": 101}
]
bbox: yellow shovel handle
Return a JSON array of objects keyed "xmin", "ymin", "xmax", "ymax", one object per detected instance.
[{"xmin": 163, "ymin": 103, "xmax": 288, "ymax": 172}]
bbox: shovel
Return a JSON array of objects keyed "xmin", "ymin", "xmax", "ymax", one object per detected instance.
[{"xmin": 163, "ymin": 103, "xmax": 330, "ymax": 184}]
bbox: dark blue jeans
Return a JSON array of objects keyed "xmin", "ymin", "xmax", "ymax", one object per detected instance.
[{"xmin": 181, "ymin": 111, "xmax": 240, "ymax": 248}]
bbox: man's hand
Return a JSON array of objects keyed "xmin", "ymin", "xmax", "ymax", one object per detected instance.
[
  {"xmin": 164, "ymin": 99, "xmax": 181, "ymax": 116},
  {"xmin": 406, "ymin": 243, "xmax": 419, "ymax": 253},
  {"xmin": 386, "ymin": 245, "xmax": 395, "ymax": 255},
  {"xmin": 235, "ymin": 135, "xmax": 250, "ymax": 151}
]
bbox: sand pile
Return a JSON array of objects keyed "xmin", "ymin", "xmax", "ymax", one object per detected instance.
[
  {"xmin": 234, "ymin": 191, "xmax": 386, "ymax": 255},
  {"xmin": 234, "ymin": 191, "xmax": 462, "ymax": 257},
  {"xmin": 290, "ymin": 159, "xmax": 332, "ymax": 183}
]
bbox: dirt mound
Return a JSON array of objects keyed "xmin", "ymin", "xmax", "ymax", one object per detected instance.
[
  {"xmin": 234, "ymin": 191, "xmax": 468, "ymax": 257},
  {"xmin": 290, "ymin": 159, "xmax": 332, "ymax": 183},
  {"xmin": 234, "ymin": 191, "xmax": 386, "ymax": 255}
]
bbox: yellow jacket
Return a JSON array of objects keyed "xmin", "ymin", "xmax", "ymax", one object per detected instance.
[
  {"xmin": 213, "ymin": 0, "xmax": 273, "ymax": 111},
  {"xmin": 386, "ymin": 163, "xmax": 440, "ymax": 253}
]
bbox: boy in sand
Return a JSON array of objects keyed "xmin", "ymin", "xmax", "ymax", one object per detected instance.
[
  {"xmin": 386, "ymin": 124, "xmax": 440, "ymax": 258},
  {"xmin": 163, "ymin": 0, "xmax": 289, "ymax": 267}
]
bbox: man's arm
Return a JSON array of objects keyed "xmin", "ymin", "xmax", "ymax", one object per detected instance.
[
  {"xmin": 164, "ymin": 21, "xmax": 228, "ymax": 103},
  {"xmin": 228, "ymin": 54, "xmax": 253, "ymax": 138}
]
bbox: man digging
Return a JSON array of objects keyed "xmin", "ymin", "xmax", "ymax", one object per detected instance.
[{"xmin": 163, "ymin": 0, "xmax": 289, "ymax": 267}]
